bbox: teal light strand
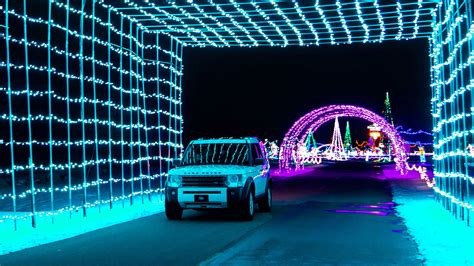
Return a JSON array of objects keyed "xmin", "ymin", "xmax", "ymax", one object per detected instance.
[
  {"xmin": 79, "ymin": 0, "xmax": 88, "ymax": 218},
  {"xmin": 141, "ymin": 30, "xmax": 152, "ymax": 201},
  {"xmin": 65, "ymin": 0, "xmax": 72, "ymax": 219},
  {"xmin": 5, "ymin": 0, "xmax": 17, "ymax": 231},
  {"xmin": 129, "ymin": 20, "xmax": 135, "ymax": 206},
  {"xmin": 23, "ymin": 0, "xmax": 36, "ymax": 228},
  {"xmin": 136, "ymin": 27, "xmax": 144, "ymax": 204},
  {"xmin": 92, "ymin": 0, "xmax": 101, "ymax": 213},
  {"xmin": 47, "ymin": 0, "xmax": 55, "ymax": 223},
  {"xmin": 107, "ymin": 7, "xmax": 114, "ymax": 209},
  {"xmin": 156, "ymin": 33, "xmax": 163, "ymax": 201},
  {"xmin": 120, "ymin": 16, "xmax": 125, "ymax": 208}
]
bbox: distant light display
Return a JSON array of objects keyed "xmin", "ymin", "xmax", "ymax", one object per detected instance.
[
  {"xmin": 279, "ymin": 105, "xmax": 408, "ymax": 173},
  {"xmin": 328, "ymin": 116, "xmax": 345, "ymax": 161},
  {"xmin": 344, "ymin": 121, "xmax": 352, "ymax": 149}
]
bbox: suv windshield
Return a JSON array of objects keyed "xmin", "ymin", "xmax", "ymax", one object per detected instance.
[{"xmin": 182, "ymin": 143, "xmax": 250, "ymax": 166}]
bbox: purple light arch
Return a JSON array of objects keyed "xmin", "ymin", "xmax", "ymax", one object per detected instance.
[{"xmin": 279, "ymin": 105, "xmax": 407, "ymax": 173}]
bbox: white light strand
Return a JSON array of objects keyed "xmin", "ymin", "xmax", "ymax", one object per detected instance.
[
  {"xmin": 128, "ymin": 0, "xmax": 212, "ymax": 47},
  {"xmin": 0, "ymin": 173, "xmax": 167, "ymax": 201},
  {"xmin": 395, "ymin": 1, "xmax": 403, "ymax": 40},
  {"xmin": 4, "ymin": 8, "xmax": 182, "ymax": 70},
  {"xmin": 0, "ymin": 155, "xmax": 173, "ymax": 175},
  {"xmin": 170, "ymin": 1, "xmax": 229, "ymax": 47},
  {"xmin": 270, "ymin": 0, "xmax": 303, "ymax": 46},
  {"xmin": 51, "ymin": 0, "xmax": 180, "ymax": 60},
  {"xmin": 293, "ymin": 0, "xmax": 319, "ymax": 46},
  {"xmin": 228, "ymin": 0, "xmax": 272, "ymax": 46},
  {"xmin": 355, "ymin": 0, "xmax": 370, "ymax": 43},
  {"xmin": 373, "ymin": 0, "xmax": 385, "ymax": 43},
  {"xmin": 189, "ymin": 1, "xmax": 244, "ymax": 47},
  {"xmin": 433, "ymin": 186, "xmax": 473, "ymax": 211},
  {"xmin": 250, "ymin": 1, "xmax": 286, "ymax": 46},
  {"xmin": 411, "ymin": 0, "xmax": 422, "ymax": 38},
  {"xmin": 0, "ymin": 87, "xmax": 181, "ymax": 118},
  {"xmin": 1, "ymin": 187, "xmax": 166, "ymax": 223},
  {"xmin": 336, "ymin": 0, "xmax": 352, "ymax": 44},
  {"xmin": 315, "ymin": 0, "xmax": 335, "ymax": 45}
]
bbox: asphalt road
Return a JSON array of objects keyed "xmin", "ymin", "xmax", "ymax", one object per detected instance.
[{"xmin": 0, "ymin": 164, "xmax": 421, "ymax": 265}]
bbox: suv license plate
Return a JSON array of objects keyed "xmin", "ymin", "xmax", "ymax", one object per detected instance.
[{"xmin": 194, "ymin": 195, "xmax": 209, "ymax": 202}]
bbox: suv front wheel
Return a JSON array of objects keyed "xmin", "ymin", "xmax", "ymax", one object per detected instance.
[
  {"xmin": 258, "ymin": 185, "xmax": 272, "ymax": 212},
  {"xmin": 239, "ymin": 190, "xmax": 255, "ymax": 221},
  {"xmin": 165, "ymin": 200, "xmax": 183, "ymax": 220}
]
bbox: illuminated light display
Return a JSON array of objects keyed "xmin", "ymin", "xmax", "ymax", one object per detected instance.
[
  {"xmin": 396, "ymin": 126, "xmax": 433, "ymax": 136},
  {"xmin": 344, "ymin": 121, "xmax": 352, "ymax": 149},
  {"xmin": 120, "ymin": 1, "xmax": 436, "ymax": 47},
  {"xmin": 279, "ymin": 105, "xmax": 407, "ymax": 173},
  {"xmin": 328, "ymin": 117, "xmax": 346, "ymax": 160},
  {"xmin": 368, "ymin": 124, "xmax": 382, "ymax": 141},
  {"xmin": 0, "ymin": 0, "xmax": 183, "ymax": 229},
  {"xmin": 430, "ymin": 0, "xmax": 474, "ymax": 224},
  {"xmin": 383, "ymin": 92, "xmax": 394, "ymax": 156},
  {"xmin": 0, "ymin": 0, "xmax": 472, "ymax": 229}
]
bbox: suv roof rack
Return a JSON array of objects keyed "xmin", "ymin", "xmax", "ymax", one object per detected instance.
[{"xmin": 191, "ymin": 137, "xmax": 260, "ymax": 144}]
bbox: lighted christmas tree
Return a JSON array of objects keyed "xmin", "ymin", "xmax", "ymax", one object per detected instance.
[
  {"xmin": 329, "ymin": 117, "xmax": 345, "ymax": 160},
  {"xmin": 384, "ymin": 92, "xmax": 394, "ymax": 126},
  {"xmin": 344, "ymin": 121, "xmax": 352, "ymax": 149},
  {"xmin": 305, "ymin": 129, "xmax": 317, "ymax": 149},
  {"xmin": 383, "ymin": 92, "xmax": 394, "ymax": 156}
]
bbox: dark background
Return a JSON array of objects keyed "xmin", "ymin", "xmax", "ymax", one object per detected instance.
[{"xmin": 182, "ymin": 39, "xmax": 431, "ymax": 145}]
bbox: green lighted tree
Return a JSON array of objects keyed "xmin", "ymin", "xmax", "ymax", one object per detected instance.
[
  {"xmin": 305, "ymin": 129, "xmax": 317, "ymax": 148},
  {"xmin": 383, "ymin": 92, "xmax": 394, "ymax": 156},
  {"xmin": 344, "ymin": 121, "xmax": 352, "ymax": 149},
  {"xmin": 384, "ymin": 92, "xmax": 394, "ymax": 126}
]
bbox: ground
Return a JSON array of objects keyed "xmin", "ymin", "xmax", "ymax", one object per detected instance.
[{"xmin": 0, "ymin": 163, "xmax": 425, "ymax": 265}]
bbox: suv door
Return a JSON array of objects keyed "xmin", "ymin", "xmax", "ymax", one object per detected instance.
[{"xmin": 251, "ymin": 143, "xmax": 269, "ymax": 196}]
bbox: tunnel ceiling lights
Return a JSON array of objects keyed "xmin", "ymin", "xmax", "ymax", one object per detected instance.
[{"xmin": 111, "ymin": 0, "xmax": 438, "ymax": 47}]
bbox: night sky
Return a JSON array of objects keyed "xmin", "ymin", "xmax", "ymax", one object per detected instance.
[{"xmin": 182, "ymin": 39, "xmax": 431, "ymax": 145}]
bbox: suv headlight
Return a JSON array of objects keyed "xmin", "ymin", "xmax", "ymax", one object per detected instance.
[
  {"xmin": 167, "ymin": 175, "xmax": 182, "ymax": 187},
  {"xmin": 225, "ymin": 174, "xmax": 244, "ymax": 187}
]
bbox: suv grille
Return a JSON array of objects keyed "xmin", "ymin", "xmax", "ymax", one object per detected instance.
[{"xmin": 182, "ymin": 176, "xmax": 226, "ymax": 187}]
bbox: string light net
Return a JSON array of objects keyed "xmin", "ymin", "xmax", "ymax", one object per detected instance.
[
  {"xmin": 0, "ymin": 0, "xmax": 472, "ymax": 228},
  {"xmin": 430, "ymin": 0, "xmax": 474, "ymax": 225},
  {"xmin": 0, "ymin": 0, "xmax": 183, "ymax": 229}
]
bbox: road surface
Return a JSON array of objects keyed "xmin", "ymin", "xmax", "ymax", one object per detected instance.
[{"xmin": 0, "ymin": 164, "xmax": 421, "ymax": 265}]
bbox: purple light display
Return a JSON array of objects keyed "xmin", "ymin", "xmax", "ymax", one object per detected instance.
[{"xmin": 279, "ymin": 105, "xmax": 407, "ymax": 173}]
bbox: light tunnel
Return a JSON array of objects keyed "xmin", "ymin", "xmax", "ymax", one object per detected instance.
[
  {"xmin": 0, "ymin": 0, "xmax": 471, "ymax": 230},
  {"xmin": 279, "ymin": 105, "xmax": 408, "ymax": 173}
]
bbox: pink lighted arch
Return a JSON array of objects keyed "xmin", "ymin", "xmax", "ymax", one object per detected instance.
[{"xmin": 279, "ymin": 105, "xmax": 407, "ymax": 173}]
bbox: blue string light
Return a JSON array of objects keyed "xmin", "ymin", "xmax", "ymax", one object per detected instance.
[
  {"xmin": 430, "ymin": 0, "xmax": 474, "ymax": 224},
  {"xmin": 1, "ymin": 0, "xmax": 183, "ymax": 226}
]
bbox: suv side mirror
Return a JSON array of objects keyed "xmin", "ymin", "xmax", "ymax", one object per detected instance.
[
  {"xmin": 254, "ymin": 158, "xmax": 265, "ymax": 165},
  {"xmin": 172, "ymin": 159, "xmax": 181, "ymax": 167}
]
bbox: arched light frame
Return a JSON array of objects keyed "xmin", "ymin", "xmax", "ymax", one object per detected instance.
[{"xmin": 279, "ymin": 105, "xmax": 408, "ymax": 173}]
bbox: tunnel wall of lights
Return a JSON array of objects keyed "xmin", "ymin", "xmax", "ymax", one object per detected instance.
[
  {"xmin": 0, "ymin": 0, "xmax": 473, "ymax": 229},
  {"xmin": 279, "ymin": 105, "xmax": 408, "ymax": 173},
  {"xmin": 430, "ymin": 0, "xmax": 474, "ymax": 225},
  {"xmin": 0, "ymin": 0, "xmax": 183, "ymax": 229}
]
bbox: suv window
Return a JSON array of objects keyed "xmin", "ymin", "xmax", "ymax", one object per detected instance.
[
  {"xmin": 182, "ymin": 143, "xmax": 250, "ymax": 166},
  {"xmin": 251, "ymin": 144, "xmax": 264, "ymax": 160}
]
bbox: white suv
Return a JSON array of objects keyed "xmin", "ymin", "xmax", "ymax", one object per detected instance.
[{"xmin": 165, "ymin": 137, "xmax": 272, "ymax": 220}]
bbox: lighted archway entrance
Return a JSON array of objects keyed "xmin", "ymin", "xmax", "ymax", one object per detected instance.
[{"xmin": 279, "ymin": 105, "xmax": 407, "ymax": 173}]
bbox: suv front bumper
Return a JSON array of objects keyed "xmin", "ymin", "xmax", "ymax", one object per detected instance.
[{"xmin": 166, "ymin": 187, "xmax": 246, "ymax": 209}]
